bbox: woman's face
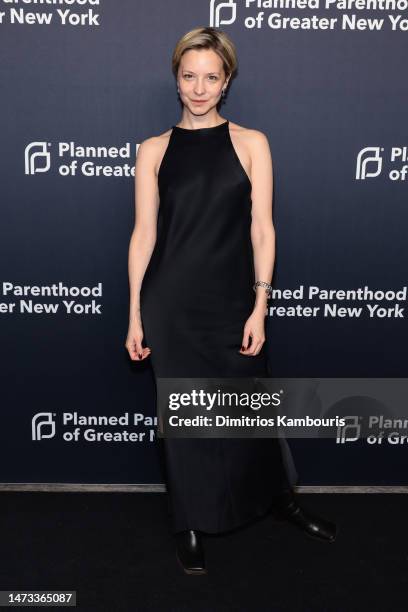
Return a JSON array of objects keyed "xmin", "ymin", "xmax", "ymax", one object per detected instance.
[{"xmin": 177, "ymin": 48, "xmax": 229, "ymax": 116}]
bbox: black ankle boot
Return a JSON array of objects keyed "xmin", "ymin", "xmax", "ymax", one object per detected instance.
[
  {"xmin": 271, "ymin": 489, "xmax": 337, "ymax": 543},
  {"xmin": 174, "ymin": 529, "xmax": 207, "ymax": 575}
]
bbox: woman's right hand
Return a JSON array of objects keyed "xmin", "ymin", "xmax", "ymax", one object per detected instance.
[{"xmin": 125, "ymin": 316, "xmax": 151, "ymax": 361}]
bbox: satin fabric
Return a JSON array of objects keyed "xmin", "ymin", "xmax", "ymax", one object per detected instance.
[{"xmin": 140, "ymin": 120, "xmax": 291, "ymax": 533}]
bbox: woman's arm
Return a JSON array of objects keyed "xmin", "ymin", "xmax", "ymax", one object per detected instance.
[
  {"xmin": 250, "ymin": 130, "xmax": 275, "ymax": 313},
  {"xmin": 126, "ymin": 137, "xmax": 160, "ymax": 360},
  {"xmin": 240, "ymin": 130, "xmax": 275, "ymax": 356}
]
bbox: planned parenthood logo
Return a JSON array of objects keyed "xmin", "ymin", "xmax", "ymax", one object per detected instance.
[
  {"xmin": 25, "ymin": 142, "xmax": 51, "ymax": 175},
  {"xmin": 336, "ymin": 416, "xmax": 361, "ymax": 443},
  {"xmin": 210, "ymin": 0, "xmax": 237, "ymax": 27},
  {"xmin": 335, "ymin": 413, "xmax": 408, "ymax": 445},
  {"xmin": 24, "ymin": 141, "xmax": 137, "ymax": 177},
  {"xmin": 209, "ymin": 0, "xmax": 408, "ymax": 31},
  {"xmin": 32, "ymin": 412, "xmax": 56, "ymax": 441},
  {"xmin": 355, "ymin": 147, "xmax": 383, "ymax": 179},
  {"xmin": 356, "ymin": 146, "xmax": 408, "ymax": 181},
  {"xmin": 30, "ymin": 411, "xmax": 157, "ymax": 443}
]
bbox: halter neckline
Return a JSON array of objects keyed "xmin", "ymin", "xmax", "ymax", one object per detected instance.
[{"xmin": 172, "ymin": 120, "xmax": 229, "ymax": 133}]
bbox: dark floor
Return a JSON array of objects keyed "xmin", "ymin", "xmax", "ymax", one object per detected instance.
[{"xmin": 0, "ymin": 491, "xmax": 406, "ymax": 611}]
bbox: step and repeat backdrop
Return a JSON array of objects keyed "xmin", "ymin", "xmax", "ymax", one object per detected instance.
[{"xmin": 0, "ymin": 0, "xmax": 407, "ymax": 486}]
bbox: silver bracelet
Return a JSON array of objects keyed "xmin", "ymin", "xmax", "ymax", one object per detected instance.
[{"xmin": 253, "ymin": 280, "xmax": 272, "ymax": 298}]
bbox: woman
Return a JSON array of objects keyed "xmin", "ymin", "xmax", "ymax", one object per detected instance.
[{"xmin": 126, "ymin": 26, "xmax": 337, "ymax": 575}]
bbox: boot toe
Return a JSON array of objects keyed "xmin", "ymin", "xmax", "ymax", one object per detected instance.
[
  {"xmin": 175, "ymin": 530, "xmax": 207, "ymax": 575},
  {"xmin": 290, "ymin": 507, "xmax": 337, "ymax": 542}
]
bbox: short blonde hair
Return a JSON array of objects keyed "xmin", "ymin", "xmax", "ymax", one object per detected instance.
[{"xmin": 172, "ymin": 27, "xmax": 238, "ymax": 82}]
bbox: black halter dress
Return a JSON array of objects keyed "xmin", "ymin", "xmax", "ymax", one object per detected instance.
[{"xmin": 140, "ymin": 119, "xmax": 294, "ymax": 534}]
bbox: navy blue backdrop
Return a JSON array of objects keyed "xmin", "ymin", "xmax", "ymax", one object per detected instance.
[{"xmin": 0, "ymin": 0, "xmax": 406, "ymax": 485}]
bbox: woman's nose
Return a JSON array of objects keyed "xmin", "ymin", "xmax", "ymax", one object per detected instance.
[{"xmin": 194, "ymin": 80, "xmax": 206, "ymax": 95}]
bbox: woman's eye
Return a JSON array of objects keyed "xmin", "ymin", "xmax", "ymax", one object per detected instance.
[{"xmin": 183, "ymin": 74, "xmax": 218, "ymax": 81}]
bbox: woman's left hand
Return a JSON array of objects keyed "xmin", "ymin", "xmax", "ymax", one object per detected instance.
[{"xmin": 239, "ymin": 307, "xmax": 267, "ymax": 356}]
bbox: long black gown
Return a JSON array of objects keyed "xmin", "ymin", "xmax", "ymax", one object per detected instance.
[{"xmin": 140, "ymin": 119, "xmax": 296, "ymax": 534}]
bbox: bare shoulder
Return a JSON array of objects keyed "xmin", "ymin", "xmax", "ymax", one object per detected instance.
[
  {"xmin": 227, "ymin": 121, "xmax": 271, "ymax": 184},
  {"xmin": 228, "ymin": 121, "xmax": 271, "ymax": 150},
  {"xmin": 136, "ymin": 127, "xmax": 173, "ymax": 174}
]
